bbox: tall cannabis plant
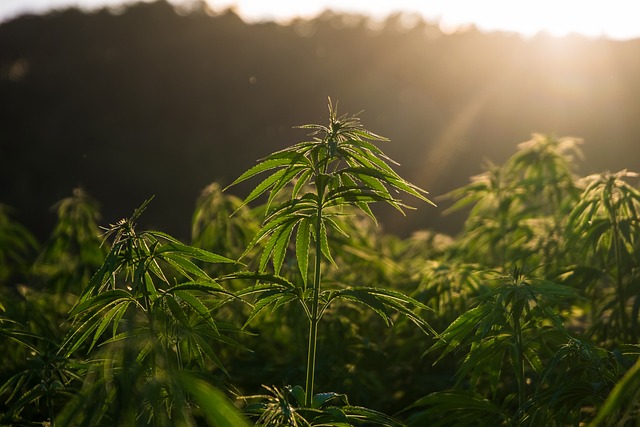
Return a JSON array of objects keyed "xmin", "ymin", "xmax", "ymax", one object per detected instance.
[{"xmin": 228, "ymin": 99, "xmax": 435, "ymax": 411}]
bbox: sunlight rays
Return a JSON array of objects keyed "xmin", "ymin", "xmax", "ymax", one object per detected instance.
[{"xmin": 417, "ymin": 88, "xmax": 490, "ymax": 190}]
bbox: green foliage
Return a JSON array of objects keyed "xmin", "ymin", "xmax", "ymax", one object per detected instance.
[
  {"xmin": 428, "ymin": 268, "xmax": 573, "ymax": 395},
  {"xmin": 228, "ymin": 98, "xmax": 433, "ymax": 278},
  {"xmin": 444, "ymin": 134, "xmax": 582, "ymax": 270},
  {"xmin": 56, "ymin": 329, "xmax": 252, "ymax": 427},
  {"xmin": 411, "ymin": 268, "xmax": 624, "ymax": 426},
  {"xmin": 63, "ymin": 198, "xmax": 238, "ymax": 355},
  {"xmin": 54, "ymin": 198, "xmax": 247, "ymax": 425},
  {"xmin": 411, "ymin": 260, "xmax": 487, "ymax": 327},
  {"xmin": 0, "ymin": 204, "xmax": 38, "ymax": 284},
  {"xmin": 0, "ymin": 337, "xmax": 81, "ymax": 424},
  {"xmin": 524, "ymin": 338, "xmax": 625, "ymax": 426},
  {"xmin": 192, "ymin": 182, "xmax": 260, "ymax": 264},
  {"xmin": 590, "ymin": 355, "xmax": 640, "ymax": 426},
  {"xmin": 31, "ymin": 188, "xmax": 107, "ymax": 301},
  {"xmin": 410, "ymin": 135, "xmax": 640, "ymax": 426},
  {"xmin": 0, "ymin": 192, "xmax": 106, "ymax": 423},
  {"xmin": 406, "ymin": 390, "xmax": 510, "ymax": 427},
  {"xmin": 227, "ymin": 99, "xmax": 435, "ymax": 416},
  {"xmin": 566, "ymin": 170, "xmax": 640, "ymax": 343},
  {"xmin": 243, "ymin": 385, "xmax": 404, "ymax": 426},
  {"xmin": 2, "ymin": 105, "xmax": 640, "ymax": 426}
]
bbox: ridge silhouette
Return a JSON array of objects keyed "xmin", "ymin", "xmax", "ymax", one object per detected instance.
[{"xmin": 1, "ymin": 0, "xmax": 638, "ymax": 240}]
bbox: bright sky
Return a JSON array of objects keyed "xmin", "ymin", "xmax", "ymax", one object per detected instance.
[{"xmin": 1, "ymin": 0, "xmax": 638, "ymax": 40}]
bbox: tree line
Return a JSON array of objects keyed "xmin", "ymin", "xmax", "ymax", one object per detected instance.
[{"xmin": 1, "ymin": 0, "xmax": 639, "ymax": 240}]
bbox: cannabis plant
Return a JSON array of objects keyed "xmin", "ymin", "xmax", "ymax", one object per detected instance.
[
  {"xmin": 0, "ymin": 333, "xmax": 80, "ymax": 425},
  {"xmin": 0, "ymin": 196, "xmax": 92, "ymax": 424},
  {"xmin": 502, "ymin": 134, "xmax": 582, "ymax": 272},
  {"xmin": 590, "ymin": 354, "xmax": 640, "ymax": 426},
  {"xmin": 523, "ymin": 338, "xmax": 625, "ymax": 426},
  {"xmin": 443, "ymin": 134, "xmax": 582, "ymax": 271},
  {"xmin": 416, "ymin": 267, "xmax": 577, "ymax": 426},
  {"xmin": 192, "ymin": 182, "xmax": 260, "ymax": 265},
  {"xmin": 411, "ymin": 259, "xmax": 487, "ymax": 328},
  {"xmin": 227, "ymin": 99, "xmax": 435, "ymax": 420},
  {"xmin": 58, "ymin": 199, "xmax": 248, "ymax": 425},
  {"xmin": 32, "ymin": 188, "xmax": 107, "ymax": 296},
  {"xmin": 443, "ymin": 161, "xmax": 527, "ymax": 267},
  {"xmin": 243, "ymin": 384, "xmax": 403, "ymax": 427},
  {"xmin": 0, "ymin": 203, "xmax": 38, "ymax": 285},
  {"xmin": 566, "ymin": 169, "xmax": 640, "ymax": 344}
]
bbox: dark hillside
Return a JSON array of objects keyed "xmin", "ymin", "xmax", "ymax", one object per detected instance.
[{"xmin": 1, "ymin": 0, "xmax": 639, "ymax": 240}]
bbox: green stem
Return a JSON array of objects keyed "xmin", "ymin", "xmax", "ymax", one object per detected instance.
[
  {"xmin": 603, "ymin": 182, "xmax": 631, "ymax": 341},
  {"xmin": 48, "ymin": 394, "xmax": 55, "ymax": 427},
  {"xmin": 610, "ymin": 213, "xmax": 631, "ymax": 341},
  {"xmin": 514, "ymin": 311, "xmax": 525, "ymax": 412},
  {"xmin": 304, "ymin": 144, "xmax": 333, "ymax": 406},
  {"xmin": 304, "ymin": 203, "xmax": 323, "ymax": 407}
]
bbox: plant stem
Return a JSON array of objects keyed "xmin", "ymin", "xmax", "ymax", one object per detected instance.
[
  {"xmin": 305, "ymin": 203, "xmax": 323, "ymax": 407},
  {"xmin": 609, "ymin": 207, "xmax": 631, "ymax": 341},
  {"xmin": 513, "ymin": 308, "xmax": 525, "ymax": 413},
  {"xmin": 304, "ymin": 141, "xmax": 333, "ymax": 406},
  {"xmin": 48, "ymin": 394, "xmax": 55, "ymax": 427}
]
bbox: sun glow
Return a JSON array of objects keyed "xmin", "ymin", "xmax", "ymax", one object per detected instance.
[
  {"xmin": 205, "ymin": 0, "xmax": 638, "ymax": 40},
  {"xmin": 434, "ymin": 0, "xmax": 636, "ymax": 39},
  {"xmin": 1, "ymin": 0, "xmax": 636, "ymax": 39}
]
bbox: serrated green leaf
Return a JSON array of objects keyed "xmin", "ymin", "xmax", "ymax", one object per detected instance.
[
  {"xmin": 259, "ymin": 226, "xmax": 281, "ymax": 273},
  {"xmin": 162, "ymin": 252, "xmax": 211, "ymax": 280},
  {"xmin": 328, "ymin": 289, "xmax": 392, "ymax": 326},
  {"xmin": 90, "ymin": 301, "xmax": 131, "ymax": 350},
  {"xmin": 292, "ymin": 169, "xmax": 314, "ymax": 199},
  {"xmin": 219, "ymin": 271, "xmax": 295, "ymax": 289},
  {"xmin": 296, "ymin": 218, "xmax": 311, "ymax": 288},
  {"xmin": 240, "ymin": 168, "xmax": 288, "ymax": 209},
  {"xmin": 63, "ymin": 311, "xmax": 106, "ymax": 356},
  {"xmin": 164, "ymin": 294, "xmax": 190, "ymax": 326},
  {"xmin": 312, "ymin": 391, "xmax": 344, "ymax": 409},
  {"xmin": 157, "ymin": 241, "xmax": 236, "ymax": 264},
  {"xmin": 192, "ymin": 333, "xmax": 228, "ymax": 374},
  {"xmin": 69, "ymin": 289, "xmax": 134, "ymax": 317},
  {"xmin": 243, "ymin": 292, "xmax": 298, "ymax": 327},
  {"xmin": 226, "ymin": 157, "xmax": 292, "ymax": 189},
  {"xmin": 175, "ymin": 290, "xmax": 218, "ymax": 333},
  {"xmin": 166, "ymin": 280, "xmax": 227, "ymax": 295},
  {"xmin": 427, "ymin": 306, "xmax": 489, "ymax": 361},
  {"xmin": 271, "ymin": 220, "xmax": 296, "ymax": 275},
  {"xmin": 265, "ymin": 164, "xmax": 307, "ymax": 209},
  {"xmin": 319, "ymin": 220, "xmax": 336, "ymax": 267}
]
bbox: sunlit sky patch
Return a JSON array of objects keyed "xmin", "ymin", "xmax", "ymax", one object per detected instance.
[{"xmin": 1, "ymin": 0, "xmax": 638, "ymax": 40}]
